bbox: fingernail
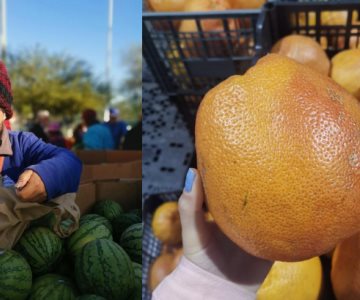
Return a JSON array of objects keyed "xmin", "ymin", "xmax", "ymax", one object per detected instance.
[{"xmin": 184, "ymin": 169, "xmax": 196, "ymax": 193}]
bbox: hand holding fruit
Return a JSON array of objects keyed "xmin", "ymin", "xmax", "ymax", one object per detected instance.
[
  {"xmin": 179, "ymin": 168, "xmax": 272, "ymax": 291},
  {"xmin": 15, "ymin": 169, "xmax": 47, "ymax": 203}
]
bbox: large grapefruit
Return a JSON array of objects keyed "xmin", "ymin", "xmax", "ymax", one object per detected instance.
[{"xmin": 195, "ymin": 54, "xmax": 360, "ymax": 261}]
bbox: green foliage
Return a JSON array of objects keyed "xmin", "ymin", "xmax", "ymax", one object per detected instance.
[
  {"xmin": 115, "ymin": 100, "xmax": 141, "ymax": 124},
  {"xmin": 119, "ymin": 44, "xmax": 141, "ymax": 103},
  {"xmin": 114, "ymin": 45, "xmax": 142, "ymax": 123},
  {"xmin": 7, "ymin": 48, "xmax": 107, "ymax": 119}
]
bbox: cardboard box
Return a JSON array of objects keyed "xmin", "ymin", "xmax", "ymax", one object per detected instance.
[
  {"xmin": 80, "ymin": 160, "xmax": 141, "ymax": 182},
  {"xmin": 79, "ymin": 165, "xmax": 94, "ymax": 183},
  {"xmin": 76, "ymin": 150, "xmax": 142, "ymax": 164},
  {"xmin": 92, "ymin": 160, "xmax": 141, "ymax": 181},
  {"xmin": 75, "ymin": 182, "xmax": 96, "ymax": 215},
  {"xmin": 76, "ymin": 179, "xmax": 142, "ymax": 215},
  {"xmin": 117, "ymin": 160, "xmax": 142, "ymax": 178},
  {"xmin": 96, "ymin": 179, "xmax": 142, "ymax": 211},
  {"xmin": 106, "ymin": 151, "xmax": 142, "ymax": 163},
  {"xmin": 75, "ymin": 151, "xmax": 142, "ymax": 215}
]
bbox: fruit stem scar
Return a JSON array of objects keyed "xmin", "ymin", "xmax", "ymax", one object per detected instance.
[
  {"xmin": 243, "ymin": 193, "xmax": 248, "ymax": 209},
  {"xmin": 349, "ymin": 153, "xmax": 359, "ymax": 168},
  {"xmin": 326, "ymin": 87, "xmax": 343, "ymax": 104}
]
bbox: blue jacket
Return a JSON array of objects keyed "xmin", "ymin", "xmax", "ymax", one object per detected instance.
[
  {"xmin": 104, "ymin": 121, "xmax": 127, "ymax": 149},
  {"xmin": 83, "ymin": 123, "xmax": 115, "ymax": 150},
  {"xmin": 2, "ymin": 131, "xmax": 82, "ymax": 200}
]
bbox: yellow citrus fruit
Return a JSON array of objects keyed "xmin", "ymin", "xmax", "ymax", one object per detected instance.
[
  {"xmin": 152, "ymin": 202, "xmax": 182, "ymax": 245},
  {"xmin": 331, "ymin": 49, "xmax": 360, "ymax": 100},
  {"xmin": 294, "ymin": 11, "xmax": 358, "ymax": 27},
  {"xmin": 331, "ymin": 232, "xmax": 360, "ymax": 300},
  {"xmin": 257, "ymin": 257, "xmax": 322, "ymax": 300},
  {"xmin": 271, "ymin": 34, "xmax": 330, "ymax": 75},
  {"xmin": 291, "ymin": 11, "xmax": 359, "ymax": 50},
  {"xmin": 196, "ymin": 54, "xmax": 360, "ymax": 261}
]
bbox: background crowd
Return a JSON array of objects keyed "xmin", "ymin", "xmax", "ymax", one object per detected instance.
[{"xmin": 27, "ymin": 107, "xmax": 142, "ymax": 151}]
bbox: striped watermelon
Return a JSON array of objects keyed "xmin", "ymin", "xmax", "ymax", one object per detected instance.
[
  {"xmin": 67, "ymin": 218, "xmax": 112, "ymax": 257},
  {"xmin": 80, "ymin": 214, "xmax": 113, "ymax": 232},
  {"xmin": 112, "ymin": 213, "xmax": 142, "ymax": 242},
  {"xmin": 93, "ymin": 200, "xmax": 123, "ymax": 222},
  {"xmin": 76, "ymin": 295, "xmax": 107, "ymax": 300},
  {"xmin": 132, "ymin": 262, "xmax": 142, "ymax": 300},
  {"xmin": 28, "ymin": 274, "xmax": 77, "ymax": 300},
  {"xmin": 120, "ymin": 223, "xmax": 142, "ymax": 264},
  {"xmin": 0, "ymin": 249, "xmax": 32, "ymax": 300},
  {"xmin": 75, "ymin": 239, "xmax": 135, "ymax": 300},
  {"xmin": 15, "ymin": 227, "xmax": 63, "ymax": 275}
]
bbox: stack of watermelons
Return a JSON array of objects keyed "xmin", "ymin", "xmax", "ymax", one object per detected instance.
[{"xmin": 0, "ymin": 200, "xmax": 142, "ymax": 300}]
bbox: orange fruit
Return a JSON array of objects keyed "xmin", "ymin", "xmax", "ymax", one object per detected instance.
[
  {"xmin": 179, "ymin": 0, "xmax": 232, "ymax": 33},
  {"xmin": 331, "ymin": 232, "xmax": 360, "ymax": 300},
  {"xmin": 291, "ymin": 11, "xmax": 359, "ymax": 50},
  {"xmin": 294, "ymin": 10, "xmax": 358, "ymax": 27},
  {"xmin": 271, "ymin": 35, "xmax": 330, "ymax": 76},
  {"xmin": 152, "ymin": 202, "xmax": 182, "ymax": 245},
  {"xmin": 331, "ymin": 49, "xmax": 360, "ymax": 100},
  {"xmin": 257, "ymin": 257, "xmax": 323, "ymax": 300},
  {"xmin": 179, "ymin": 0, "xmax": 245, "ymax": 57},
  {"xmin": 196, "ymin": 53, "xmax": 360, "ymax": 261},
  {"xmin": 229, "ymin": 0, "xmax": 265, "ymax": 9},
  {"xmin": 147, "ymin": 0, "xmax": 187, "ymax": 12}
]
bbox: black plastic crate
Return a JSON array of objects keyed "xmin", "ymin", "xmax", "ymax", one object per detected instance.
[
  {"xmin": 142, "ymin": 191, "xmax": 182, "ymax": 300},
  {"xmin": 143, "ymin": 8, "xmax": 268, "ymax": 132},
  {"xmin": 264, "ymin": 0, "xmax": 360, "ymax": 57},
  {"xmin": 143, "ymin": 9, "xmax": 266, "ymax": 97},
  {"xmin": 142, "ymin": 4, "xmax": 270, "ymax": 135}
]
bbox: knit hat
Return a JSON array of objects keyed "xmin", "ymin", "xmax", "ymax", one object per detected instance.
[{"xmin": 0, "ymin": 61, "xmax": 13, "ymax": 119}]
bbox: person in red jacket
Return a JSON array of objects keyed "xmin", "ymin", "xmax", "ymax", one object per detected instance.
[{"xmin": 0, "ymin": 61, "xmax": 82, "ymax": 202}]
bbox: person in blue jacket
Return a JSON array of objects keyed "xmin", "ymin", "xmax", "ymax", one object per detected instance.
[
  {"xmin": 105, "ymin": 108, "xmax": 127, "ymax": 149},
  {"xmin": 0, "ymin": 61, "xmax": 82, "ymax": 202}
]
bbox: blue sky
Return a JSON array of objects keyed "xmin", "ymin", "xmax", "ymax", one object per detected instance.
[{"xmin": 7, "ymin": 0, "xmax": 142, "ymax": 88}]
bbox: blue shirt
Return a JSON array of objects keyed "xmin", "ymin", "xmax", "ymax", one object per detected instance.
[
  {"xmin": 2, "ymin": 130, "xmax": 82, "ymax": 201},
  {"xmin": 105, "ymin": 121, "xmax": 127, "ymax": 149},
  {"xmin": 83, "ymin": 123, "xmax": 115, "ymax": 150}
]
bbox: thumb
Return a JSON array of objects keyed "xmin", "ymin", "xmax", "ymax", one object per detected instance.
[
  {"xmin": 15, "ymin": 169, "xmax": 34, "ymax": 189},
  {"xmin": 178, "ymin": 168, "xmax": 212, "ymax": 256}
]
